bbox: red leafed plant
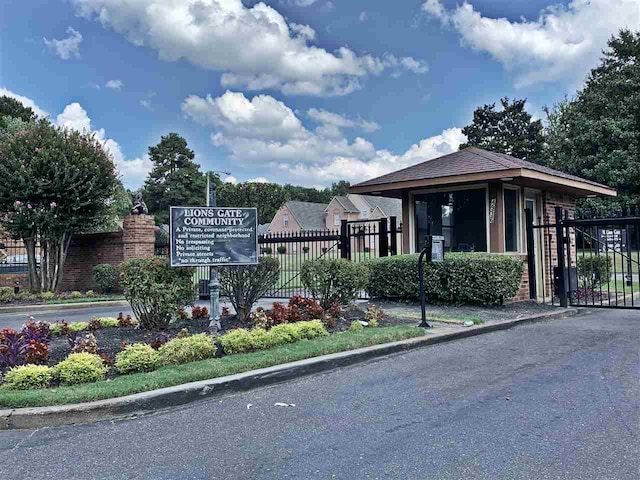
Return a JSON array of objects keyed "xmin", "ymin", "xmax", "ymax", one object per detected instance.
[
  {"xmin": 25, "ymin": 340, "xmax": 49, "ymax": 364},
  {"xmin": 117, "ymin": 312, "xmax": 134, "ymax": 327},
  {"xmin": 191, "ymin": 306, "xmax": 210, "ymax": 319}
]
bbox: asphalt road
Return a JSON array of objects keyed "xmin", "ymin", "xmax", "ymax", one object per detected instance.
[{"xmin": 1, "ymin": 309, "xmax": 638, "ymax": 479}]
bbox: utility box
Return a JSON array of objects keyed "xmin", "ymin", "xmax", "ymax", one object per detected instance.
[{"xmin": 431, "ymin": 235, "xmax": 445, "ymax": 262}]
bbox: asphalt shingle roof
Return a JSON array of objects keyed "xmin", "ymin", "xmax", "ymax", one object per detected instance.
[
  {"xmin": 361, "ymin": 195, "xmax": 402, "ymax": 218},
  {"xmin": 286, "ymin": 201, "xmax": 328, "ymax": 230},
  {"xmin": 334, "ymin": 196, "xmax": 359, "ymax": 213}
]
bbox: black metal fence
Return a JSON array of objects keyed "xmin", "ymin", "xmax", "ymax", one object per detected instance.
[{"xmin": 0, "ymin": 238, "xmax": 34, "ymax": 274}]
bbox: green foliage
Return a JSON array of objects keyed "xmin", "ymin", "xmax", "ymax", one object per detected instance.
[
  {"xmin": 55, "ymin": 353, "xmax": 108, "ymax": 385},
  {"xmin": 115, "ymin": 343, "xmax": 160, "ymax": 374},
  {"xmin": 39, "ymin": 291, "xmax": 55, "ymax": 301},
  {"xmin": 85, "ymin": 290, "xmax": 95, "ymax": 298},
  {"xmin": 158, "ymin": 333, "xmax": 216, "ymax": 366},
  {"xmin": 364, "ymin": 305, "xmax": 384, "ymax": 327},
  {"xmin": 577, "ymin": 256, "xmax": 612, "ymax": 290},
  {"xmin": 69, "ymin": 291, "xmax": 83, "ymax": 299},
  {"xmin": 219, "ymin": 320, "xmax": 329, "ymax": 355},
  {"xmin": 0, "ymin": 119, "xmax": 118, "ymax": 292},
  {"xmin": 460, "ymin": 97, "xmax": 544, "ymax": 162},
  {"xmin": 0, "ymin": 287, "xmax": 14, "ymax": 303},
  {"xmin": 98, "ymin": 317, "xmax": 119, "ymax": 328},
  {"xmin": 93, "ymin": 264, "xmax": 118, "ymax": 293},
  {"xmin": 366, "ymin": 253, "xmax": 524, "ymax": 305},
  {"xmin": 119, "ymin": 258, "xmax": 196, "ymax": 329},
  {"xmin": 349, "ymin": 321, "xmax": 364, "ymax": 332},
  {"xmin": 300, "ymin": 258, "xmax": 369, "ymax": 309},
  {"xmin": 0, "ymin": 95, "xmax": 37, "ymax": 129},
  {"xmin": 277, "ymin": 245, "xmax": 287, "ymax": 254},
  {"xmin": 4, "ymin": 364, "xmax": 53, "ymax": 390},
  {"xmin": 142, "ymin": 133, "xmax": 207, "ymax": 225},
  {"xmin": 543, "ymin": 30, "xmax": 640, "ymax": 215},
  {"xmin": 219, "ymin": 257, "xmax": 280, "ymax": 322},
  {"xmin": 69, "ymin": 322, "xmax": 89, "ymax": 332}
]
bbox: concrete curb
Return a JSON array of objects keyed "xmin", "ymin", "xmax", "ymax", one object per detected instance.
[
  {"xmin": 0, "ymin": 307, "xmax": 578, "ymax": 430},
  {"xmin": 0, "ymin": 300, "xmax": 129, "ymax": 315}
]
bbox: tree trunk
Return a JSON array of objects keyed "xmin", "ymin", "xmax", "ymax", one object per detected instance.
[{"xmin": 24, "ymin": 237, "xmax": 40, "ymax": 292}]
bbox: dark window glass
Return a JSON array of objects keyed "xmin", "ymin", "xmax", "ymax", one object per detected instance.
[
  {"xmin": 504, "ymin": 189, "xmax": 519, "ymax": 252},
  {"xmin": 414, "ymin": 189, "xmax": 486, "ymax": 252}
]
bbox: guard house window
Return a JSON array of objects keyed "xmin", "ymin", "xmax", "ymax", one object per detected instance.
[
  {"xmin": 504, "ymin": 188, "xmax": 520, "ymax": 252},
  {"xmin": 283, "ymin": 214, "xmax": 289, "ymax": 227},
  {"xmin": 334, "ymin": 213, "xmax": 341, "ymax": 226},
  {"xmin": 414, "ymin": 188, "xmax": 487, "ymax": 252}
]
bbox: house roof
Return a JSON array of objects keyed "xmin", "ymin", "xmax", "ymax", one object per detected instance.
[
  {"xmin": 329, "ymin": 195, "xmax": 359, "ymax": 213},
  {"xmin": 285, "ymin": 201, "xmax": 329, "ymax": 230},
  {"xmin": 361, "ymin": 195, "xmax": 402, "ymax": 218},
  {"xmin": 351, "ymin": 147, "xmax": 616, "ymax": 197},
  {"xmin": 257, "ymin": 223, "xmax": 271, "ymax": 236}
]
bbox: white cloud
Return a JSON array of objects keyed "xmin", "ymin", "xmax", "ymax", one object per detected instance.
[
  {"xmin": 0, "ymin": 87, "xmax": 50, "ymax": 118},
  {"xmin": 292, "ymin": 0, "xmax": 318, "ymax": 5},
  {"xmin": 183, "ymin": 90, "xmax": 465, "ymax": 186},
  {"xmin": 359, "ymin": 11, "xmax": 368, "ymax": 22},
  {"xmin": 422, "ymin": 0, "xmax": 640, "ymax": 87},
  {"xmin": 247, "ymin": 177, "xmax": 269, "ymax": 183},
  {"xmin": 224, "ymin": 175, "xmax": 237, "ymax": 184},
  {"xmin": 307, "ymin": 108, "xmax": 380, "ymax": 133},
  {"xmin": 105, "ymin": 79, "xmax": 124, "ymax": 90},
  {"xmin": 43, "ymin": 27, "xmax": 83, "ymax": 60},
  {"xmin": 72, "ymin": 0, "xmax": 426, "ymax": 96},
  {"xmin": 54, "ymin": 102, "xmax": 151, "ymax": 188}
]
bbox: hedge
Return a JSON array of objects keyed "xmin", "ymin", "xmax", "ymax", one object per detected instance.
[{"xmin": 365, "ymin": 253, "xmax": 524, "ymax": 305}]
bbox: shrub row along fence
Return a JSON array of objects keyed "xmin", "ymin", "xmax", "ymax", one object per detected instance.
[{"xmin": 156, "ymin": 217, "xmax": 402, "ymax": 299}]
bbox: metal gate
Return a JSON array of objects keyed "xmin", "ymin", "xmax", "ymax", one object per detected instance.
[{"xmin": 527, "ymin": 207, "xmax": 640, "ymax": 309}]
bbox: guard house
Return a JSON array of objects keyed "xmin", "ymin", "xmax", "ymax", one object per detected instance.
[{"xmin": 350, "ymin": 147, "xmax": 617, "ymax": 299}]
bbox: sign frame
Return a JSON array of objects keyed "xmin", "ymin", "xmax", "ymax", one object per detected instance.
[{"xmin": 169, "ymin": 206, "xmax": 259, "ymax": 268}]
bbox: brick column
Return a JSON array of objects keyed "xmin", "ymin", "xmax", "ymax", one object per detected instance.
[{"xmin": 122, "ymin": 215, "xmax": 156, "ymax": 261}]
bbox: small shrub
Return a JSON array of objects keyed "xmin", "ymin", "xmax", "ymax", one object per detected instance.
[
  {"xmin": 158, "ymin": 333, "xmax": 216, "ymax": 366},
  {"xmin": 69, "ymin": 322, "xmax": 89, "ymax": 332},
  {"xmin": 16, "ymin": 291, "xmax": 36, "ymax": 301},
  {"xmin": 115, "ymin": 343, "xmax": 160, "ymax": 374},
  {"xmin": 93, "ymin": 264, "xmax": 118, "ymax": 293},
  {"xmin": 350, "ymin": 321, "xmax": 364, "ymax": 332},
  {"xmin": 149, "ymin": 333, "xmax": 170, "ymax": 350},
  {"xmin": 176, "ymin": 328, "xmax": 190, "ymax": 339},
  {"xmin": 120, "ymin": 258, "xmax": 196, "ymax": 330},
  {"xmin": 300, "ymin": 258, "xmax": 369, "ymax": 309},
  {"xmin": 117, "ymin": 312, "xmax": 135, "ymax": 327},
  {"xmin": 292, "ymin": 320, "xmax": 329, "ymax": 339},
  {"xmin": 176, "ymin": 308, "xmax": 190, "ymax": 321},
  {"xmin": 277, "ymin": 246, "xmax": 287, "ymax": 254},
  {"xmin": 302, "ymin": 246, "xmax": 310, "ymax": 254},
  {"xmin": 99, "ymin": 317, "xmax": 119, "ymax": 328},
  {"xmin": 21, "ymin": 320, "xmax": 51, "ymax": 343},
  {"xmin": 55, "ymin": 352, "xmax": 108, "ymax": 385},
  {"xmin": 262, "ymin": 246, "xmax": 273, "ymax": 255},
  {"xmin": 0, "ymin": 328, "xmax": 29, "ymax": 370},
  {"xmin": 4, "ymin": 364, "xmax": 53, "ymax": 390},
  {"xmin": 577, "ymin": 256, "xmax": 612, "ymax": 290},
  {"xmin": 70, "ymin": 291, "xmax": 84, "ymax": 299},
  {"xmin": 364, "ymin": 305, "xmax": 384, "ymax": 327},
  {"xmin": 50, "ymin": 320, "xmax": 71, "ymax": 336},
  {"xmin": 251, "ymin": 308, "xmax": 270, "ymax": 329},
  {"xmin": 85, "ymin": 290, "xmax": 96, "ymax": 298},
  {"xmin": 220, "ymin": 321, "xmax": 328, "ymax": 355},
  {"xmin": 25, "ymin": 341, "xmax": 49, "ymax": 364},
  {"xmin": 219, "ymin": 328, "xmax": 253, "ymax": 355},
  {"xmin": 219, "ymin": 257, "xmax": 280, "ymax": 322},
  {"xmin": 221, "ymin": 306, "xmax": 231, "ymax": 316},
  {"xmin": 88, "ymin": 317, "xmax": 103, "ymax": 330},
  {"xmin": 191, "ymin": 306, "xmax": 210, "ymax": 320},
  {"xmin": 39, "ymin": 291, "xmax": 55, "ymax": 301},
  {"xmin": 70, "ymin": 333, "xmax": 99, "ymax": 354},
  {"xmin": 269, "ymin": 323, "xmax": 301, "ymax": 343},
  {"xmin": 0, "ymin": 287, "xmax": 14, "ymax": 303}
]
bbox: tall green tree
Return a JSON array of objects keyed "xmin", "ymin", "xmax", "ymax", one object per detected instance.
[
  {"xmin": 330, "ymin": 180, "xmax": 351, "ymax": 197},
  {"xmin": 460, "ymin": 97, "xmax": 544, "ymax": 162},
  {"xmin": 142, "ymin": 133, "xmax": 206, "ymax": 225},
  {"xmin": 543, "ymin": 29, "xmax": 640, "ymax": 216},
  {"xmin": 0, "ymin": 119, "xmax": 118, "ymax": 292},
  {"xmin": 0, "ymin": 95, "xmax": 38, "ymax": 129}
]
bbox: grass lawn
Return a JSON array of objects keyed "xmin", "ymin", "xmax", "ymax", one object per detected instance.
[
  {"xmin": 577, "ymin": 250, "xmax": 639, "ymax": 274},
  {"xmin": 0, "ymin": 325, "xmax": 424, "ymax": 409}
]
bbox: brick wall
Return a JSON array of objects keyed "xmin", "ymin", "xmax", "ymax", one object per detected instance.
[
  {"xmin": 0, "ymin": 272, "xmax": 28, "ymax": 289},
  {"xmin": 59, "ymin": 215, "xmax": 155, "ymax": 292}
]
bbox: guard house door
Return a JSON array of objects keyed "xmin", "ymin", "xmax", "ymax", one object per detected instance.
[{"xmin": 525, "ymin": 197, "xmax": 544, "ymax": 299}]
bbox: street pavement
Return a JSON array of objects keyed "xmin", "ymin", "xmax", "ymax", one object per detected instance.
[{"xmin": 1, "ymin": 309, "xmax": 638, "ymax": 479}]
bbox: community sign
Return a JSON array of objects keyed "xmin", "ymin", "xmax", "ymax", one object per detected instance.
[{"xmin": 170, "ymin": 207, "xmax": 258, "ymax": 267}]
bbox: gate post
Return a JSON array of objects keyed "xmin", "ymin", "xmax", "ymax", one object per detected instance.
[
  {"xmin": 389, "ymin": 216, "xmax": 398, "ymax": 256},
  {"xmin": 340, "ymin": 220, "xmax": 349, "ymax": 259},
  {"xmin": 555, "ymin": 206, "xmax": 568, "ymax": 307},
  {"xmin": 525, "ymin": 208, "xmax": 537, "ymax": 299},
  {"xmin": 379, "ymin": 219, "xmax": 389, "ymax": 257}
]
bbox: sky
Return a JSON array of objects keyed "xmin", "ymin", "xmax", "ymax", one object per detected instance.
[{"xmin": 1, "ymin": 0, "xmax": 638, "ymax": 189}]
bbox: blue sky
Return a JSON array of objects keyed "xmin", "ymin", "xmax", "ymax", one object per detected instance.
[{"xmin": 1, "ymin": 0, "xmax": 638, "ymax": 189}]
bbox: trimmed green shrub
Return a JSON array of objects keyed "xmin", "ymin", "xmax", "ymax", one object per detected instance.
[
  {"xmin": 119, "ymin": 258, "xmax": 196, "ymax": 330},
  {"xmin": 4, "ymin": 364, "xmax": 54, "ymax": 390},
  {"xmin": 300, "ymin": 258, "xmax": 368, "ymax": 309},
  {"xmin": 219, "ymin": 321, "xmax": 329, "ymax": 355},
  {"xmin": 39, "ymin": 291, "xmax": 55, "ymax": 301},
  {"xmin": 85, "ymin": 290, "xmax": 96, "ymax": 298},
  {"xmin": 218, "ymin": 328, "xmax": 253, "ymax": 355},
  {"xmin": 291, "ymin": 320, "xmax": 329, "ymax": 340},
  {"xmin": 0, "ymin": 287, "xmax": 14, "ymax": 303},
  {"xmin": 158, "ymin": 333, "xmax": 216, "ymax": 366},
  {"xmin": 99, "ymin": 317, "xmax": 119, "ymax": 328},
  {"xmin": 577, "ymin": 255, "xmax": 612, "ymax": 290},
  {"xmin": 302, "ymin": 246, "xmax": 310, "ymax": 254},
  {"xmin": 69, "ymin": 322, "xmax": 89, "ymax": 332},
  {"xmin": 55, "ymin": 353, "xmax": 108, "ymax": 385},
  {"xmin": 70, "ymin": 291, "xmax": 83, "ymax": 299},
  {"xmin": 115, "ymin": 343, "xmax": 160, "ymax": 374},
  {"xmin": 365, "ymin": 253, "xmax": 524, "ymax": 305},
  {"xmin": 277, "ymin": 246, "xmax": 287, "ymax": 254},
  {"xmin": 350, "ymin": 321, "xmax": 364, "ymax": 332},
  {"xmin": 219, "ymin": 257, "xmax": 280, "ymax": 322},
  {"xmin": 93, "ymin": 264, "xmax": 118, "ymax": 293}
]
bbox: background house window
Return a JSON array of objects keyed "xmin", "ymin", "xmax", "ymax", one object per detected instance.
[
  {"xmin": 504, "ymin": 188, "xmax": 520, "ymax": 252},
  {"xmin": 414, "ymin": 188, "xmax": 487, "ymax": 252},
  {"xmin": 334, "ymin": 213, "xmax": 340, "ymax": 226},
  {"xmin": 283, "ymin": 214, "xmax": 289, "ymax": 227}
]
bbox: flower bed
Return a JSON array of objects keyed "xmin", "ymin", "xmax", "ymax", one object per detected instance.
[{"xmin": 0, "ymin": 287, "xmax": 125, "ymax": 306}]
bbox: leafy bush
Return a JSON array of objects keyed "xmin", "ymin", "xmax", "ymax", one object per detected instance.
[
  {"xmin": 350, "ymin": 321, "xmax": 364, "ymax": 332},
  {"xmin": 25, "ymin": 341, "xmax": 49, "ymax": 364},
  {"xmin": 251, "ymin": 308, "xmax": 270, "ymax": 329},
  {"xmin": 70, "ymin": 333, "xmax": 99, "ymax": 355},
  {"xmin": 99, "ymin": 317, "xmax": 119, "ymax": 328},
  {"xmin": 4, "ymin": 364, "xmax": 54, "ymax": 390},
  {"xmin": 300, "ymin": 258, "xmax": 368, "ymax": 309},
  {"xmin": 55, "ymin": 353, "xmax": 108, "ymax": 385},
  {"xmin": 119, "ymin": 258, "xmax": 196, "ymax": 329},
  {"xmin": 277, "ymin": 246, "xmax": 287, "ymax": 254},
  {"xmin": 261, "ymin": 296, "xmax": 327, "ymax": 328},
  {"xmin": 0, "ymin": 328, "xmax": 28, "ymax": 370},
  {"xmin": 70, "ymin": 322, "xmax": 89, "ymax": 332},
  {"xmin": 0, "ymin": 287, "xmax": 14, "ymax": 303},
  {"xmin": 219, "ymin": 257, "xmax": 280, "ymax": 322},
  {"xmin": 365, "ymin": 253, "xmax": 524, "ymax": 305},
  {"xmin": 577, "ymin": 256, "xmax": 612, "ymax": 290},
  {"xmin": 117, "ymin": 312, "xmax": 135, "ymax": 327},
  {"xmin": 191, "ymin": 306, "xmax": 209, "ymax": 320},
  {"xmin": 50, "ymin": 320, "xmax": 71, "ymax": 336},
  {"xmin": 302, "ymin": 246, "xmax": 310, "ymax": 254},
  {"xmin": 219, "ymin": 320, "xmax": 328, "ymax": 355},
  {"xmin": 93, "ymin": 264, "xmax": 118, "ymax": 293},
  {"xmin": 70, "ymin": 291, "xmax": 83, "ymax": 299},
  {"xmin": 88, "ymin": 317, "xmax": 103, "ymax": 330},
  {"xmin": 39, "ymin": 291, "xmax": 55, "ymax": 301},
  {"xmin": 262, "ymin": 246, "xmax": 273, "ymax": 255},
  {"xmin": 158, "ymin": 333, "xmax": 216, "ymax": 366},
  {"xmin": 115, "ymin": 343, "xmax": 160, "ymax": 374},
  {"xmin": 364, "ymin": 305, "xmax": 384, "ymax": 327},
  {"xmin": 85, "ymin": 290, "xmax": 96, "ymax": 298}
]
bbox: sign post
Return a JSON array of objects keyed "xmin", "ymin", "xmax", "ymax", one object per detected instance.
[
  {"xmin": 207, "ymin": 181, "xmax": 220, "ymax": 330},
  {"xmin": 418, "ymin": 234, "xmax": 444, "ymax": 328},
  {"xmin": 170, "ymin": 201, "xmax": 258, "ymax": 331}
]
